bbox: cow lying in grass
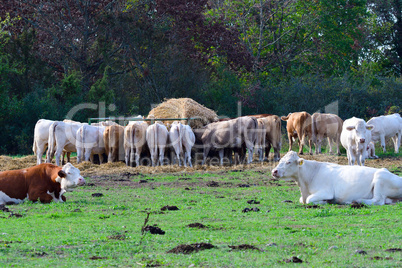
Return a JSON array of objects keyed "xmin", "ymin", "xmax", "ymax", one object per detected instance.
[
  {"xmin": 271, "ymin": 151, "xmax": 402, "ymax": 205},
  {"xmin": 0, "ymin": 163, "xmax": 85, "ymax": 204}
]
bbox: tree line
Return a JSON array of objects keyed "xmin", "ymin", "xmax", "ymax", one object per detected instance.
[{"xmin": 0, "ymin": 0, "xmax": 401, "ymax": 154}]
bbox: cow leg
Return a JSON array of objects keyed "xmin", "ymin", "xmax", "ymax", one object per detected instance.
[
  {"xmin": 391, "ymin": 135, "xmax": 399, "ymax": 153},
  {"xmin": 36, "ymin": 143, "xmax": 47, "ymax": 165},
  {"xmin": 305, "ymin": 191, "xmax": 332, "ymax": 205},
  {"xmin": 124, "ymin": 147, "xmax": 130, "ymax": 166},
  {"xmin": 202, "ymin": 146, "xmax": 211, "ymax": 165},
  {"xmin": 67, "ymin": 152, "xmax": 71, "ymax": 163},
  {"xmin": 264, "ymin": 143, "xmax": 271, "ymax": 162},
  {"xmin": 287, "ymin": 132, "xmax": 293, "ymax": 152},
  {"xmin": 135, "ymin": 147, "xmax": 141, "ymax": 167},
  {"xmin": 159, "ymin": 147, "xmax": 165, "ymax": 166},
  {"xmin": 380, "ymin": 135, "xmax": 386, "ymax": 153}
]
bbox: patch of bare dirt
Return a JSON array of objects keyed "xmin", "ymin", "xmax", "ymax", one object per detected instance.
[
  {"xmin": 228, "ymin": 244, "xmax": 261, "ymax": 251},
  {"xmin": 161, "ymin": 205, "xmax": 179, "ymax": 211},
  {"xmin": 143, "ymin": 225, "xmax": 166, "ymax": 235},
  {"xmin": 187, "ymin": 223, "xmax": 207, "ymax": 229},
  {"xmin": 167, "ymin": 243, "xmax": 215, "ymax": 254}
]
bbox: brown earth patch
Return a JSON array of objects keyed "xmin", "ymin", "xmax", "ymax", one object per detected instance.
[
  {"xmin": 228, "ymin": 244, "xmax": 261, "ymax": 251},
  {"xmin": 167, "ymin": 243, "xmax": 215, "ymax": 254},
  {"xmin": 187, "ymin": 223, "xmax": 207, "ymax": 229}
]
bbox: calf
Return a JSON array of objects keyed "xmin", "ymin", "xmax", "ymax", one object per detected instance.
[
  {"xmin": 0, "ymin": 163, "xmax": 85, "ymax": 205},
  {"xmin": 272, "ymin": 151, "xmax": 402, "ymax": 205},
  {"xmin": 367, "ymin": 113, "xmax": 402, "ymax": 153},
  {"xmin": 341, "ymin": 117, "xmax": 373, "ymax": 166}
]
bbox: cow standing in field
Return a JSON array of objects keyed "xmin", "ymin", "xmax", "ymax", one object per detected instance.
[
  {"xmin": 169, "ymin": 121, "xmax": 195, "ymax": 167},
  {"xmin": 33, "ymin": 119, "xmax": 56, "ymax": 165},
  {"xmin": 367, "ymin": 113, "xmax": 402, "ymax": 154},
  {"xmin": 255, "ymin": 118, "xmax": 267, "ymax": 162},
  {"xmin": 124, "ymin": 121, "xmax": 148, "ymax": 167},
  {"xmin": 76, "ymin": 124, "xmax": 106, "ymax": 164},
  {"xmin": 259, "ymin": 115, "xmax": 282, "ymax": 161},
  {"xmin": 281, "ymin": 112, "xmax": 312, "ymax": 155},
  {"xmin": 104, "ymin": 125, "xmax": 125, "ymax": 163},
  {"xmin": 194, "ymin": 116, "xmax": 258, "ymax": 165},
  {"xmin": 271, "ymin": 151, "xmax": 402, "ymax": 205},
  {"xmin": 146, "ymin": 122, "xmax": 169, "ymax": 167},
  {"xmin": 46, "ymin": 120, "xmax": 86, "ymax": 166},
  {"xmin": 311, "ymin": 113, "xmax": 343, "ymax": 155},
  {"xmin": 340, "ymin": 117, "xmax": 373, "ymax": 166},
  {"xmin": 0, "ymin": 163, "xmax": 85, "ymax": 205}
]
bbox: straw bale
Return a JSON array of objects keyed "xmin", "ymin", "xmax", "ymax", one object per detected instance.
[{"xmin": 147, "ymin": 98, "xmax": 218, "ymax": 128}]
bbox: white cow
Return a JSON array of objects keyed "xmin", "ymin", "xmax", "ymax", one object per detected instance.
[
  {"xmin": 271, "ymin": 151, "xmax": 402, "ymax": 205},
  {"xmin": 33, "ymin": 119, "xmax": 56, "ymax": 165},
  {"xmin": 46, "ymin": 121, "xmax": 86, "ymax": 166},
  {"xmin": 76, "ymin": 124, "xmax": 106, "ymax": 164},
  {"xmin": 169, "ymin": 121, "xmax": 195, "ymax": 167},
  {"xmin": 124, "ymin": 121, "xmax": 148, "ymax": 167},
  {"xmin": 340, "ymin": 117, "xmax": 373, "ymax": 166},
  {"xmin": 255, "ymin": 118, "xmax": 267, "ymax": 162},
  {"xmin": 146, "ymin": 122, "xmax": 169, "ymax": 167},
  {"xmin": 367, "ymin": 113, "xmax": 402, "ymax": 153}
]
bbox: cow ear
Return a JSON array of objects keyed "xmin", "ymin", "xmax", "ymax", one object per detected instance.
[
  {"xmin": 346, "ymin": 126, "xmax": 355, "ymax": 131},
  {"xmin": 366, "ymin": 125, "xmax": 374, "ymax": 131},
  {"xmin": 58, "ymin": 170, "xmax": 67, "ymax": 178},
  {"xmin": 298, "ymin": 159, "xmax": 304, "ymax": 166}
]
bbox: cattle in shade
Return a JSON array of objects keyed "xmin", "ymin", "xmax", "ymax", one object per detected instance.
[
  {"xmin": 0, "ymin": 163, "xmax": 85, "ymax": 205},
  {"xmin": 272, "ymin": 151, "xmax": 402, "ymax": 205}
]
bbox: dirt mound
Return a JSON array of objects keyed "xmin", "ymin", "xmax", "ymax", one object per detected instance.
[
  {"xmin": 228, "ymin": 244, "xmax": 261, "ymax": 251},
  {"xmin": 187, "ymin": 223, "xmax": 207, "ymax": 229},
  {"xmin": 147, "ymin": 98, "xmax": 218, "ymax": 129},
  {"xmin": 167, "ymin": 243, "xmax": 215, "ymax": 254}
]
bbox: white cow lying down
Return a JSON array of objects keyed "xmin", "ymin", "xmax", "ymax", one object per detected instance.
[{"xmin": 271, "ymin": 151, "xmax": 402, "ymax": 205}]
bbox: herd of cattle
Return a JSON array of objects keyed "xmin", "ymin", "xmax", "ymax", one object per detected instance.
[
  {"xmin": 33, "ymin": 112, "xmax": 402, "ymax": 168},
  {"xmin": 0, "ymin": 111, "xmax": 401, "ymax": 206}
]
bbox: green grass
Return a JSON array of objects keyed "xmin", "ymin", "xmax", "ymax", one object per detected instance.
[{"xmin": 1, "ymin": 168, "xmax": 402, "ymax": 267}]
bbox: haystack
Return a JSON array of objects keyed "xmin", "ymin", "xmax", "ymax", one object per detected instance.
[{"xmin": 147, "ymin": 98, "xmax": 218, "ymax": 128}]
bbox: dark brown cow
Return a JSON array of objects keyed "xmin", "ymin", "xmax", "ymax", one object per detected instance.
[
  {"xmin": 0, "ymin": 163, "xmax": 85, "ymax": 204},
  {"xmin": 281, "ymin": 112, "xmax": 312, "ymax": 155},
  {"xmin": 104, "ymin": 125, "xmax": 125, "ymax": 162},
  {"xmin": 194, "ymin": 116, "xmax": 258, "ymax": 165}
]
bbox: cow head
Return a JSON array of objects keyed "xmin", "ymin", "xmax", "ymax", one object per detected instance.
[
  {"xmin": 56, "ymin": 163, "xmax": 86, "ymax": 191},
  {"xmin": 271, "ymin": 151, "xmax": 303, "ymax": 180},
  {"xmin": 346, "ymin": 120, "xmax": 373, "ymax": 145}
]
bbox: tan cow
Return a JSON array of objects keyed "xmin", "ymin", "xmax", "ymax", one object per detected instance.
[
  {"xmin": 255, "ymin": 119, "xmax": 267, "ymax": 162},
  {"xmin": 281, "ymin": 112, "xmax": 312, "ymax": 155},
  {"xmin": 259, "ymin": 115, "xmax": 282, "ymax": 161},
  {"xmin": 124, "ymin": 121, "xmax": 148, "ymax": 167},
  {"xmin": 104, "ymin": 125, "xmax": 125, "ymax": 162},
  {"xmin": 311, "ymin": 113, "xmax": 343, "ymax": 155}
]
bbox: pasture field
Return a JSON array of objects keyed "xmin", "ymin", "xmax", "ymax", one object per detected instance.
[{"xmin": 0, "ymin": 152, "xmax": 402, "ymax": 267}]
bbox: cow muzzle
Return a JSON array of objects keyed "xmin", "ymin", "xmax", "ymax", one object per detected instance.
[
  {"xmin": 77, "ymin": 177, "xmax": 86, "ymax": 186},
  {"xmin": 359, "ymin": 138, "xmax": 365, "ymax": 144},
  {"xmin": 272, "ymin": 169, "xmax": 280, "ymax": 178}
]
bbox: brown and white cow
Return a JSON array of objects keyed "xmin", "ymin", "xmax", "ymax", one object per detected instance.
[
  {"xmin": 194, "ymin": 116, "xmax": 258, "ymax": 165},
  {"xmin": 281, "ymin": 112, "xmax": 312, "ymax": 155},
  {"xmin": 124, "ymin": 121, "xmax": 148, "ymax": 167},
  {"xmin": 0, "ymin": 163, "xmax": 85, "ymax": 205},
  {"xmin": 310, "ymin": 113, "xmax": 343, "ymax": 155},
  {"xmin": 104, "ymin": 125, "xmax": 125, "ymax": 163}
]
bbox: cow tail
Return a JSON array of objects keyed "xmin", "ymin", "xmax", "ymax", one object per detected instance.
[
  {"xmin": 281, "ymin": 113, "xmax": 291, "ymax": 121},
  {"xmin": 32, "ymin": 136, "xmax": 37, "ymax": 154},
  {"xmin": 46, "ymin": 122, "xmax": 58, "ymax": 162},
  {"xmin": 178, "ymin": 124, "xmax": 183, "ymax": 151}
]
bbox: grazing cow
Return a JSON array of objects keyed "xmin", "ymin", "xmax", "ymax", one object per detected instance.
[
  {"xmin": 124, "ymin": 121, "xmax": 148, "ymax": 167},
  {"xmin": 46, "ymin": 120, "xmax": 86, "ymax": 166},
  {"xmin": 367, "ymin": 113, "xmax": 402, "ymax": 153},
  {"xmin": 0, "ymin": 163, "xmax": 85, "ymax": 205},
  {"xmin": 341, "ymin": 117, "xmax": 373, "ymax": 166},
  {"xmin": 311, "ymin": 113, "xmax": 343, "ymax": 155},
  {"xmin": 104, "ymin": 125, "xmax": 125, "ymax": 163},
  {"xmin": 146, "ymin": 122, "xmax": 169, "ymax": 167},
  {"xmin": 76, "ymin": 124, "xmax": 106, "ymax": 164},
  {"xmin": 271, "ymin": 151, "xmax": 402, "ymax": 205},
  {"xmin": 169, "ymin": 121, "xmax": 195, "ymax": 167},
  {"xmin": 259, "ymin": 115, "xmax": 282, "ymax": 161},
  {"xmin": 194, "ymin": 116, "xmax": 258, "ymax": 165},
  {"xmin": 281, "ymin": 112, "xmax": 312, "ymax": 154}
]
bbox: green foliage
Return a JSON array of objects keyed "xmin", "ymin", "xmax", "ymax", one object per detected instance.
[{"xmin": 88, "ymin": 67, "xmax": 115, "ymax": 104}]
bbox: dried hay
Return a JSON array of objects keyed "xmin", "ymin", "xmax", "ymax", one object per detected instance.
[
  {"xmin": 147, "ymin": 98, "xmax": 218, "ymax": 128},
  {"xmin": 0, "ymin": 155, "xmax": 37, "ymax": 171}
]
